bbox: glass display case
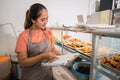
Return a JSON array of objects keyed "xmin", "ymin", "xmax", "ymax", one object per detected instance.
[
  {"xmin": 50, "ymin": 27, "xmax": 92, "ymax": 80},
  {"xmin": 90, "ymin": 28, "xmax": 120, "ymax": 80},
  {"xmin": 50, "ymin": 27, "xmax": 92, "ymax": 61}
]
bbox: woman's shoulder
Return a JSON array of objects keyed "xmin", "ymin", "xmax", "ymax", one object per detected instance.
[{"xmin": 18, "ymin": 29, "xmax": 29, "ymax": 38}]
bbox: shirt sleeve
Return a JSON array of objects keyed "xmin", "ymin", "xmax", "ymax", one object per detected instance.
[{"xmin": 15, "ymin": 33, "xmax": 28, "ymax": 53}]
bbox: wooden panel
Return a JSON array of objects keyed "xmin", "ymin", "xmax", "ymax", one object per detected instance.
[{"xmin": 100, "ymin": 10, "xmax": 111, "ymax": 24}]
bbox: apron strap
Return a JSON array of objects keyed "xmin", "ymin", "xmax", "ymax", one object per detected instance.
[
  {"xmin": 28, "ymin": 28, "xmax": 50, "ymax": 52},
  {"xmin": 27, "ymin": 28, "xmax": 32, "ymax": 53},
  {"xmin": 42, "ymin": 30, "xmax": 49, "ymax": 41}
]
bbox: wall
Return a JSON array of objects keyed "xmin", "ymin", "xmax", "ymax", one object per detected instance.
[
  {"xmin": 0, "ymin": 0, "xmax": 95, "ymax": 55},
  {"xmin": 0, "ymin": 0, "xmax": 94, "ymax": 36}
]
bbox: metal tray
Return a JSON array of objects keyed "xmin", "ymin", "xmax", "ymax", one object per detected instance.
[
  {"xmin": 100, "ymin": 53, "xmax": 120, "ymax": 75},
  {"xmin": 101, "ymin": 63, "xmax": 120, "ymax": 75},
  {"xmin": 62, "ymin": 43, "xmax": 91, "ymax": 57},
  {"xmin": 75, "ymin": 49, "xmax": 91, "ymax": 58},
  {"xmin": 63, "ymin": 43, "xmax": 86, "ymax": 50},
  {"xmin": 63, "ymin": 44, "xmax": 76, "ymax": 50},
  {"xmin": 56, "ymin": 42, "xmax": 91, "ymax": 58}
]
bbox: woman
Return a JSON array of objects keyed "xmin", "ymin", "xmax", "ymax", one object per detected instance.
[{"xmin": 15, "ymin": 3, "xmax": 61, "ymax": 80}]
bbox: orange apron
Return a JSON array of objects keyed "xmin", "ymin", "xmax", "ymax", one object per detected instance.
[{"xmin": 21, "ymin": 29, "xmax": 53, "ymax": 80}]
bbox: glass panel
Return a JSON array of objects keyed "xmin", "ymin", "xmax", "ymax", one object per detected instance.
[
  {"xmin": 96, "ymin": 36, "xmax": 120, "ymax": 58},
  {"xmin": 93, "ymin": 35, "xmax": 120, "ymax": 80},
  {"xmin": 0, "ymin": 23, "xmax": 17, "ymax": 56}
]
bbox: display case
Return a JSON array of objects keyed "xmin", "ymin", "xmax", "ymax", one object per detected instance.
[
  {"xmin": 50, "ymin": 27, "xmax": 92, "ymax": 61},
  {"xmin": 90, "ymin": 28, "xmax": 120, "ymax": 80},
  {"xmin": 50, "ymin": 27, "xmax": 92, "ymax": 80}
]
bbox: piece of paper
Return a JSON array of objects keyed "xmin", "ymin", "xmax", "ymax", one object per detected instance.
[{"xmin": 41, "ymin": 53, "xmax": 80, "ymax": 66}]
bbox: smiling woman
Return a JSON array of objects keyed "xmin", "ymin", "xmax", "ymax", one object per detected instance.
[{"xmin": 15, "ymin": 3, "xmax": 62, "ymax": 80}]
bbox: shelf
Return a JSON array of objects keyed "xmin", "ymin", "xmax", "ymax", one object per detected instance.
[{"xmin": 50, "ymin": 27, "xmax": 93, "ymax": 33}]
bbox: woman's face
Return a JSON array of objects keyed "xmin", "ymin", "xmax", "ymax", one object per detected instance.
[{"xmin": 32, "ymin": 9, "xmax": 48, "ymax": 30}]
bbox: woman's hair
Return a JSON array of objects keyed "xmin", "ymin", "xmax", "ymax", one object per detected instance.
[{"xmin": 24, "ymin": 3, "xmax": 47, "ymax": 29}]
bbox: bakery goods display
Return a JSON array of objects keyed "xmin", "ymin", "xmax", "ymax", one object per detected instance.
[
  {"xmin": 77, "ymin": 47, "xmax": 92, "ymax": 56},
  {"xmin": 100, "ymin": 54, "xmax": 120, "ymax": 71},
  {"xmin": 62, "ymin": 38, "xmax": 92, "ymax": 56}
]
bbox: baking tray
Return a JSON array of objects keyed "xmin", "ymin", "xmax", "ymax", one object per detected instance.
[
  {"xmin": 75, "ymin": 47, "xmax": 91, "ymax": 58},
  {"xmin": 56, "ymin": 42, "xmax": 91, "ymax": 58},
  {"xmin": 100, "ymin": 53, "xmax": 120, "ymax": 75},
  {"xmin": 55, "ymin": 42, "xmax": 76, "ymax": 53},
  {"xmin": 63, "ymin": 43, "xmax": 85, "ymax": 50},
  {"xmin": 63, "ymin": 43, "xmax": 92, "ymax": 57},
  {"xmin": 63, "ymin": 44, "xmax": 76, "ymax": 50},
  {"xmin": 101, "ymin": 63, "xmax": 120, "ymax": 75},
  {"xmin": 63, "ymin": 45, "xmax": 76, "ymax": 53},
  {"xmin": 75, "ymin": 49, "xmax": 91, "ymax": 58}
]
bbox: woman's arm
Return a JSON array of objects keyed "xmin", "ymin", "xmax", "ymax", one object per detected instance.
[{"xmin": 17, "ymin": 51, "xmax": 57, "ymax": 67}]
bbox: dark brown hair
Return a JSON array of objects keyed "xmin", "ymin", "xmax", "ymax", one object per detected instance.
[{"xmin": 24, "ymin": 3, "xmax": 47, "ymax": 29}]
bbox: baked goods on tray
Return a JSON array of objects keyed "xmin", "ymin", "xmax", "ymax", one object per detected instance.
[
  {"xmin": 62, "ymin": 38, "xmax": 92, "ymax": 56},
  {"xmin": 100, "ymin": 54, "xmax": 120, "ymax": 71},
  {"xmin": 75, "ymin": 47, "xmax": 92, "ymax": 56},
  {"xmin": 62, "ymin": 38, "xmax": 92, "ymax": 48}
]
